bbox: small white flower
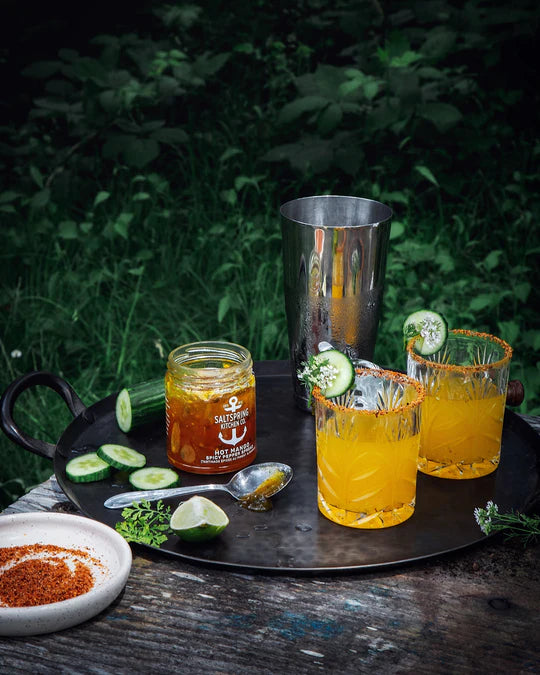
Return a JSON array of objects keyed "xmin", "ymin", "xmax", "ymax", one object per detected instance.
[
  {"xmin": 420, "ymin": 317, "xmax": 443, "ymax": 351},
  {"xmin": 297, "ymin": 359, "xmax": 338, "ymax": 391},
  {"xmin": 154, "ymin": 340, "xmax": 165, "ymax": 359},
  {"xmin": 10, "ymin": 349, "xmax": 22, "ymax": 359},
  {"xmin": 474, "ymin": 501, "xmax": 499, "ymax": 535}
]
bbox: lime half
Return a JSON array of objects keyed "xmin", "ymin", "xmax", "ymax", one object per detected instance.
[{"xmin": 170, "ymin": 496, "xmax": 229, "ymax": 542}]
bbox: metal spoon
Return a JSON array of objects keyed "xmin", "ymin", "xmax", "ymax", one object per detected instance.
[{"xmin": 104, "ymin": 461, "xmax": 293, "ymax": 509}]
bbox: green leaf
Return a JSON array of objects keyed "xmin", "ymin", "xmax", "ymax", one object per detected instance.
[
  {"xmin": 218, "ymin": 296, "xmax": 230, "ymax": 323},
  {"xmin": 381, "ymin": 190, "xmax": 409, "ymax": 205},
  {"xmin": 123, "ymin": 139, "xmax": 161, "ymax": 168},
  {"xmin": 99, "ymin": 89, "xmax": 121, "ymax": 112},
  {"xmin": 278, "ymin": 96, "xmax": 328, "ymax": 124},
  {"xmin": 483, "ymin": 250, "xmax": 502, "ymax": 271},
  {"xmin": 389, "ymin": 50, "xmax": 422, "ymax": 68},
  {"xmin": 150, "ymin": 127, "xmax": 188, "ymax": 144},
  {"xmin": 30, "ymin": 188, "xmax": 50, "ymax": 209},
  {"xmin": 414, "ymin": 165, "xmax": 439, "ymax": 186},
  {"xmin": 339, "ymin": 79, "xmax": 363, "ymax": 98},
  {"xmin": 0, "ymin": 191, "xmax": 21, "ymax": 204},
  {"xmin": 30, "ymin": 166, "xmax": 44, "ymax": 189},
  {"xmin": 469, "ymin": 293, "xmax": 499, "ymax": 312},
  {"xmin": 94, "ymin": 191, "xmax": 110, "ymax": 207},
  {"xmin": 420, "ymin": 102, "xmax": 463, "ymax": 132},
  {"xmin": 132, "ymin": 192, "xmax": 151, "ymax": 202},
  {"xmin": 234, "ymin": 42, "xmax": 254, "ymax": 54},
  {"xmin": 434, "ymin": 249, "xmax": 456, "ymax": 273},
  {"xmin": 114, "ymin": 212, "xmax": 134, "ymax": 239},
  {"xmin": 497, "ymin": 321, "xmax": 520, "ymax": 345},
  {"xmin": 513, "ymin": 282, "xmax": 531, "ymax": 303},
  {"xmin": 193, "ymin": 51, "xmax": 230, "ymax": 78},
  {"xmin": 296, "ymin": 65, "xmax": 345, "ymax": 99},
  {"xmin": 58, "ymin": 220, "xmax": 78, "ymax": 239},
  {"xmin": 390, "ymin": 221, "xmax": 405, "ymax": 240},
  {"xmin": 115, "ymin": 500, "xmax": 172, "ymax": 547},
  {"xmin": 234, "ymin": 175, "xmax": 264, "ymax": 191},
  {"xmin": 317, "ymin": 103, "xmax": 343, "ymax": 135},
  {"xmin": 363, "ymin": 80, "xmax": 379, "ymax": 100},
  {"xmin": 220, "ymin": 189, "xmax": 237, "ymax": 205},
  {"xmin": 220, "ymin": 147, "xmax": 242, "ymax": 162}
]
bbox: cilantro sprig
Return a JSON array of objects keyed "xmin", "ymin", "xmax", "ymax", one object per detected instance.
[
  {"xmin": 115, "ymin": 499, "xmax": 173, "ymax": 547},
  {"xmin": 474, "ymin": 501, "xmax": 540, "ymax": 547}
]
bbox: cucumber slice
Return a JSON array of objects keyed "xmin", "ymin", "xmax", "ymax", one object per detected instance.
[
  {"xmin": 313, "ymin": 349, "xmax": 355, "ymax": 398},
  {"xmin": 403, "ymin": 310, "xmax": 448, "ymax": 355},
  {"xmin": 128, "ymin": 467, "xmax": 180, "ymax": 490},
  {"xmin": 66, "ymin": 452, "xmax": 112, "ymax": 483},
  {"xmin": 97, "ymin": 444, "xmax": 147, "ymax": 471},
  {"xmin": 116, "ymin": 378, "xmax": 164, "ymax": 433}
]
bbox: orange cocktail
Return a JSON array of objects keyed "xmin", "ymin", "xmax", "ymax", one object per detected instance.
[
  {"xmin": 313, "ymin": 369, "xmax": 424, "ymax": 529},
  {"xmin": 407, "ymin": 329, "xmax": 512, "ymax": 479}
]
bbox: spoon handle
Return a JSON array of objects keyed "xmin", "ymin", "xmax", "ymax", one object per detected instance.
[{"xmin": 104, "ymin": 484, "xmax": 227, "ymax": 509}]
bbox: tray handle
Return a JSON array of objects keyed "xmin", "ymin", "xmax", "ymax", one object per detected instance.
[
  {"xmin": 507, "ymin": 380, "xmax": 525, "ymax": 408},
  {"xmin": 0, "ymin": 371, "xmax": 87, "ymax": 459}
]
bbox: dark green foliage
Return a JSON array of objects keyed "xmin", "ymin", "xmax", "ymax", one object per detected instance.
[{"xmin": 1, "ymin": 0, "xmax": 539, "ymax": 508}]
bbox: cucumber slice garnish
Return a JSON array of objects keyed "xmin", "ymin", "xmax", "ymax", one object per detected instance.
[
  {"xmin": 312, "ymin": 349, "xmax": 355, "ymax": 398},
  {"xmin": 97, "ymin": 444, "xmax": 147, "ymax": 472},
  {"xmin": 66, "ymin": 452, "xmax": 112, "ymax": 483},
  {"xmin": 403, "ymin": 310, "xmax": 448, "ymax": 355},
  {"xmin": 128, "ymin": 467, "xmax": 180, "ymax": 490}
]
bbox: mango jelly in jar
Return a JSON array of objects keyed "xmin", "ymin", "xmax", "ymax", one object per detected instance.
[{"xmin": 165, "ymin": 341, "xmax": 257, "ymax": 474}]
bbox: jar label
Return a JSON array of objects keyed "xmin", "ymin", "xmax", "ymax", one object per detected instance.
[
  {"xmin": 203, "ymin": 395, "xmax": 255, "ymax": 466},
  {"xmin": 166, "ymin": 379, "xmax": 257, "ymax": 474}
]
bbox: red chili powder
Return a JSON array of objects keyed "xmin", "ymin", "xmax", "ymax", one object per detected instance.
[{"xmin": 0, "ymin": 544, "xmax": 103, "ymax": 608}]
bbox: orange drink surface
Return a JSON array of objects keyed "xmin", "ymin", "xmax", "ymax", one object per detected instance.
[
  {"xmin": 313, "ymin": 369, "xmax": 424, "ymax": 529},
  {"xmin": 407, "ymin": 329, "xmax": 512, "ymax": 479}
]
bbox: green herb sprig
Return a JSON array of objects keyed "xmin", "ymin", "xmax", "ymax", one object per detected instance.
[
  {"xmin": 474, "ymin": 501, "xmax": 540, "ymax": 547},
  {"xmin": 115, "ymin": 499, "xmax": 173, "ymax": 547}
]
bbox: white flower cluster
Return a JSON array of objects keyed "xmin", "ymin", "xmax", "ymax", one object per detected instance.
[
  {"xmin": 474, "ymin": 500, "xmax": 499, "ymax": 534},
  {"xmin": 297, "ymin": 361, "xmax": 338, "ymax": 390},
  {"xmin": 420, "ymin": 317, "xmax": 443, "ymax": 351}
]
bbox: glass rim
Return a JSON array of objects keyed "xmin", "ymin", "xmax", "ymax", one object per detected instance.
[
  {"xmin": 279, "ymin": 195, "xmax": 392, "ymax": 228},
  {"xmin": 167, "ymin": 340, "xmax": 252, "ymax": 375},
  {"xmin": 312, "ymin": 367, "xmax": 425, "ymax": 415},
  {"xmin": 406, "ymin": 328, "xmax": 513, "ymax": 372}
]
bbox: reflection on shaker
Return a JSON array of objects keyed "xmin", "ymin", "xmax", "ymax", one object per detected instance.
[{"xmin": 280, "ymin": 195, "xmax": 392, "ymax": 411}]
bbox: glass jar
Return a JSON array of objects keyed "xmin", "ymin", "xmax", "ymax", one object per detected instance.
[{"xmin": 165, "ymin": 341, "xmax": 257, "ymax": 474}]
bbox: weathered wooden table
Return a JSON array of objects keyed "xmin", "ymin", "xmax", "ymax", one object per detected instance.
[{"xmin": 1, "ymin": 414, "xmax": 539, "ymax": 674}]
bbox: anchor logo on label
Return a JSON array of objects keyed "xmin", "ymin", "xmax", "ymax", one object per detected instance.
[
  {"xmin": 223, "ymin": 395, "xmax": 242, "ymax": 413},
  {"xmin": 218, "ymin": 426, "xmax": 247, "ymax": 446}
]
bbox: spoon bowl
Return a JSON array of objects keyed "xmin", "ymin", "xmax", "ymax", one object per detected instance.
[{"xmin": 104, "ymin": 462, "xmax": 293, "ymax": 509}]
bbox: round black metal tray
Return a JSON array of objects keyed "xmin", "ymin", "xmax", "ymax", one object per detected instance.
[{"xmin": 3, "ymin": 362, "xmax": 539, "ymax": 573}]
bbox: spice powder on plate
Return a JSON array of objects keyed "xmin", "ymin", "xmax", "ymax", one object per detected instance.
[{"xmin": 0, "ymin": 544, "xmax": 103, "ymax": 608}]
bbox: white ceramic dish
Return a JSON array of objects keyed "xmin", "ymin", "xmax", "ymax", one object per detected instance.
[{"xmin": 0, "ymin": 512, "xmax": 132, "ymax": 636}]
